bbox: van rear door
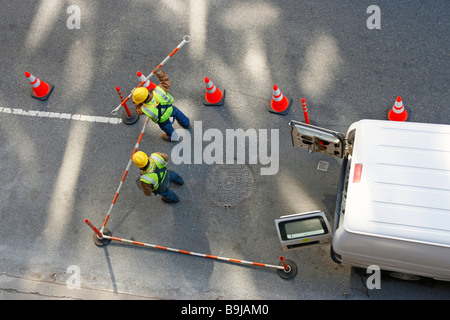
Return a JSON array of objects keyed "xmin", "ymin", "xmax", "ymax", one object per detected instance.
[
  {"xmin": 289, "ymin": 120, "xmax": 346, "ymax": 158},
  {"xmin": 275, "ymin": 211, "xmax": 332, "ymax": 252}
]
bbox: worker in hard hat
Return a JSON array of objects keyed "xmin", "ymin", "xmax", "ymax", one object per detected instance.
[
  {"xmin": 132, "ymin": 150, "xmax": 184, "ymax": 203},
  {"xmin": 132, "ymin": 68, "xmax": 190, "ymax": 141}
]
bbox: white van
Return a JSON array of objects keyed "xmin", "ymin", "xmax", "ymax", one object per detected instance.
[{"xmin": 275, "ymin": 119, "xmax": 450, "ymax": 281}]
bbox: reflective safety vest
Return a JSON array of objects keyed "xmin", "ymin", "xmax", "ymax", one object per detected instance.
[
  {"xmin": 140, "ymin": 153, "xmax": 170, "ymax": 192},
  {"xmin": 141, "ymin": 86, "xmax": 174, "ymax": 123}
]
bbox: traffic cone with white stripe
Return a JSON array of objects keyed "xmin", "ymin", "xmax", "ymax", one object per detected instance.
[
  {"xmin": 269, "ymin": 85, "xmax": 292, "ymax": 115},
  {"xmin": 204, "ymin": 77, "xmax": 225, "ymax": 106},
  {"xmin": 388, "ymin": 96, "xmax": 408, "ymax": 121},
  {"xmin": 24, "ymin": 71, "xmax": 54, "ymax": 101},
  {"xmin": 136, "ymin": 71, "xmax": 156, "ymax": 91}
]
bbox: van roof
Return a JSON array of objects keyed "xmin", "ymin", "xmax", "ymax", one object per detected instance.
[{"xmin": 344, "ymin": 119, "xmax": 450, "ymax": 247}]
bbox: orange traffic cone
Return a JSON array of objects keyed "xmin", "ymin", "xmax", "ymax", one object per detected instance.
[
  {"xmin": 137, "ymin": 71, "xmax": 156, "ymax": 91},
  {"xmin": 388, "ymin": 96, "xmax": 408, "ymax": 121},
  {"xmin": 269, "ymin": 85, "xmax": 292, "ymax": 115},
  {"xmin": 25, "ymin": 71, "xmax": 54, "ymax": 101},
  {"xmin": 204, "ymin": 77, "xmax": 225, "ymax": 106}
]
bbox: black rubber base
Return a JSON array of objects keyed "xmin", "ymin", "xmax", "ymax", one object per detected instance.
[
  {"xmin": 122, "ymin": 108, "xmax": 139, "ymax": 125},
  {"xmin": 277, "ymin": 259, "xmax": 298, "ymax": 279},
  {"xmin": 93, "ymin": 228, "xmax": 111, "ymax": 247},
  {"xmin": 268, "ymin": 98, "xmax": 292, "ymax": 115},
  {"xmin": 31, "ymin": 84, "xmax": 54, "ymax": 101},
  {"xmin": 204, "ymin": 89, "xmax": 226, "ymax": 106}
]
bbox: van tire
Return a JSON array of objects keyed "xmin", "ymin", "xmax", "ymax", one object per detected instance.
[
  {"xmin": 389, "ymin": 272, "xmax": 421, "ymax": 281},
  {"xmin": 330, "ymin": 245, "xmax": 341, "ymax": 264}
]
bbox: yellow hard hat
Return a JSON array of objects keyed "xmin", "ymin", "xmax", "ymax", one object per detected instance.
[
  {"xmin": 132, "ymin": 87, "xmax": 149, "ymax": 104},
  {"xmin": 132, "ymin": 151, "xmax": 149, "ymax": 168}
]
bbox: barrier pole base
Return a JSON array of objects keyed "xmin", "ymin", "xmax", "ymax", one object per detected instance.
[
  {"xmin": 122, "ymin": 109, "xmax": 139, "ymax": 125},
  {"xmin": 93, "ymin": 228, "xmax": 112, "ymax": 246},
  {"xmin": 277, "ymin": 259, "xmax": 297, "ymax": 279}
]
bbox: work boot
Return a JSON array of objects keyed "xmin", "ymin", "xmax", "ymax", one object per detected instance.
[
  {"xmin": 161, "ymin": 195, "xmax": 179, "ymax": 203},
  {"xmin": 161, "ymin": 133, "xmax": 171, "ymax": 141},
  {"xmin": 173, "ymin": 176, "xmax": 184, "ymax": 185},
  {"xmin": 168, "ymin": 171, "xmax": 184, "ymax": 185}
]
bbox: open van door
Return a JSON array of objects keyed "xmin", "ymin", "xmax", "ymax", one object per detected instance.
[
  {"xmin": 275, "ymin": 211, "xmax": 332, "ymax": 252},
  {"xmin": 289, "ymin": 120, "xmax": 346, "ymax": 158}
]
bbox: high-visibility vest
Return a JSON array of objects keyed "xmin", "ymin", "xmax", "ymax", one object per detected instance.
[
  {"xmin": 141, "ymin": 86, "xmax": 174, "ymax": 123},
  {"xmin": 140, "ymin": 153, "xmax": 170, "ymax": 192}
]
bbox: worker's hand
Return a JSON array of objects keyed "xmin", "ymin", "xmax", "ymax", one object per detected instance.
[
  {"xmin": 135, "ymin": 105, "xmax": 143, "ymax": 115},
  {"xmin": 155, "ymin": 68, "xmax": 162, "ymax": 74}
]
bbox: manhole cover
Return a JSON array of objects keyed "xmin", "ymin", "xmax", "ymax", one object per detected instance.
[{"xmin": 205, "ymin": 164, "xmax": 254, "ymax": 207}]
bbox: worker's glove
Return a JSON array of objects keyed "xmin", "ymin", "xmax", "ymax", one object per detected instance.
[
  {"xmin": 135, "ymin": 105, "xmax": 143, "ymax": 115},
  {"xmin": 155, "ymin": 68, "xmax": 162, "ymax": 74}
]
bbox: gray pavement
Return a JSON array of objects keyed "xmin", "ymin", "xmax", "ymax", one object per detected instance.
[
  {"xmin": 0, "ymin": 273, "xmax": 153, "ymax": 300},
  {"xmin": 0, "ymin": 0, "xmax": 449, "ymax": 302}
]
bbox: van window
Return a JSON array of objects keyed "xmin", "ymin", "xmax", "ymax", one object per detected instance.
[
  {"xmin": 275, "ymin": 211, "xmax": 332, "ymax": 251},
  {"xmin": 278, "ymin": 216, "xmax": 329, "ymax": 241}
]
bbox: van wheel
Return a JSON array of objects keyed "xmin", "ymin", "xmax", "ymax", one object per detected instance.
[
  {"xmin": 330, "ymin": 245, "xmax": 341, "ymax": 264},
  {"xmin": 389, "ymin": 272, "xmax": 421, "ymax": 281}
]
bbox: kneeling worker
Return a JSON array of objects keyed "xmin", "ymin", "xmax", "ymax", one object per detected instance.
[
  {"xmin": 132, "ymin": 68, "xmax": 190, "ymax": 142},
  {"xmin": 132, "ymin": 151, "xmax": 184, "ymax": 203}
]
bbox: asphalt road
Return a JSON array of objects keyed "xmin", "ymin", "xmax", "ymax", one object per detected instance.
[{"xmin": 0, "ymin": 0, "xmax": 449, "ymax": 303}]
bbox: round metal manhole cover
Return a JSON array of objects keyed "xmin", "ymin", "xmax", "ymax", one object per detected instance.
[{"xmin": 205, "ymin": 164, "xmax": 254, "ymax": 207}]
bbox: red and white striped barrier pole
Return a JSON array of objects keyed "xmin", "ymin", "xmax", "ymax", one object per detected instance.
[
  {"xmin": 279, "ymin": 256, "xmax": 291, "ymax": 272},
  {"xmin": 116, "ymin": 86, "xmax": 132, "ymax": 117},
  {"xmin": 301, "ymin": 98, "xmax": 310, "ymax": 124},
  {"xmin": 85, "ymin": 219, "xmax": 103, "ymax": 239},
  {"xmin": 86, "ymin": 217, "xmax": 298, "ymax": 279},
  {"xmin": 100, "ymin": 231, "xmax": 299, "ymax": 279},
  {"xmin": 100, "ymin": 117, "xmax": 150, "ymax": 233},
  {"xmin": 111, "ymin": 35, "xmax": 190, "ymax": 116},
  {"xmin": 85, "ymin": 219, "xmax": 111, "ymax": 246},
  {"xmin": 95, "ymin": 225, "xmax": 286, "ymax": 271},
  {"xmin": 116, "ymin": 86, "xmax": 139, "ymax": 125}
]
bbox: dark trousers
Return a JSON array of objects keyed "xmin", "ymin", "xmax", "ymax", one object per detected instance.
[
  {"xmin": 158, "ymin": 170, "xmax": 183, "ymax": 202},
  {"xmin": 137, "ymin": 170, "xmax": 183, "ymax": 203},
  {"xmin": 158, "ymin": 106, "xmax": 190, "ymax": 139}
]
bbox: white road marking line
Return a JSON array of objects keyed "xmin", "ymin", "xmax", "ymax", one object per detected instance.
[{"xmin": 0, "ymin": 107, "xmax": 122, "ymax": 124}]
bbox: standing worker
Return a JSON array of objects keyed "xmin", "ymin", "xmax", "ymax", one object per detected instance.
[
  {"xmin": 132, "ymin": 151, "xmax": 184, "ymax": 203},
  {"xmin": 132, "ymin": 68, "xmax": 190, "ymax": 141}
]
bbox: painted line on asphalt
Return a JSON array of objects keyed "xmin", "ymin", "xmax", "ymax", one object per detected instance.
[{"xmin": 0, "ymin": 107, "xmax": 122, "ymax": 124}]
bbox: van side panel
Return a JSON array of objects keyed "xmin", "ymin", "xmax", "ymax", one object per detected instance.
[{"xmin": 332, "ymin": 227, "xmax": 450, "ymax": 280}]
